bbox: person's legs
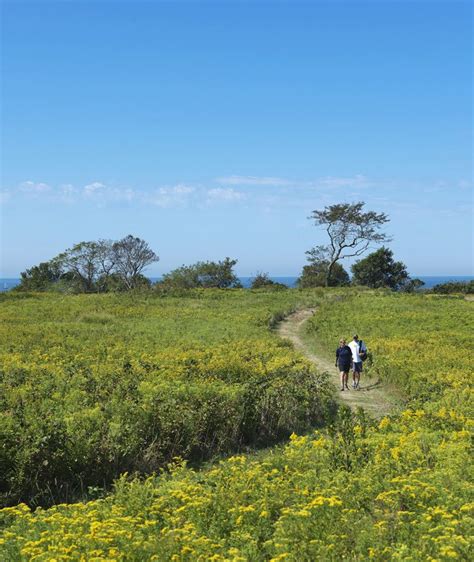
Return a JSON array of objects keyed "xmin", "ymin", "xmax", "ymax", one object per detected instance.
[
  {"xmin": 340, "ymin": 370, "xmax": 345, "ymax": 390},
  {"xmin": 353, "ymin": 362, "xmax": 362, "ymax": 388},
  {"xmin": 340, "ymin": 369, "xmax": 350, "ymax": 390}
]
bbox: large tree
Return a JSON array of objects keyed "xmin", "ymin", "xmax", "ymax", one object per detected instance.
[
  {"xmin": 307, "ymin": 202, "xmax": 390, "ymax": 286},
  {"xmin": 55, "ymin": 239, "xmax": 117, "ymax": 293},
  {"xmin": 57, "ymin": 241, "xmax": 102, "ymax": 292},
  {"xmin": 351, "ymin": 246, "xmax": 409, "ymax": 290},
  {"xmin": 112, "ymin": 235, "xmax": 159, "ymax": 289}
]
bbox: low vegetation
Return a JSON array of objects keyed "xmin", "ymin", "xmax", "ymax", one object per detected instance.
[
  {"xmin": 250, "ymin": 273, "xmax": 287, "ymax": 290},
  {"xmin": 1, "ymin": 290, "xmax": 472, "ymax": 560},
  {"xmin": 0, "ymin": 289, "xmax": 334, "ymax": 507},
  {"xmin": 431, "ymin": 280, "xmax": 474, "ymax": 294}
]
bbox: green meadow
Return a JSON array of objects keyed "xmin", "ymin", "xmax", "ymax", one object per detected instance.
[{"xmin": 1, "ymin": 289, "xmax": 473, "ymax": 560}]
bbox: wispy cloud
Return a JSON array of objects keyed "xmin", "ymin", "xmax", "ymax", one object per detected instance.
[
  {"xmin": 58, "ymin": 184, "xmax": 79, "ymax": 203},
  {"xmin": 84, "ymin": 181, "xmax": 107, "ymax": 195},
  {"xmin": 19, "ymin": 180, "xmax": 52, "ymax": 193},
  {"xmin": 216, "ymin": 175, "xmax": 292, "ymax": 186},
  {"xmin": 82, "ymin": 181, "xmax": 135, "ymax": 205},
  {"xmin": 216, "ymin": 174, "xmax": 371, "ymax": 190},
  {"xmin": 145, "ymin": 184, "xmax": 195, "ymax": 207},
  {"xmin": 206, "ymin": 187, "xmax": 245, "ymax": 202},
  {"xmin": 6, "ymin": 180, "xmax": 247, "ymax": 208},
  {"xmin": 310, "ymin": 174, "xmax": 370, "ymax": 189},
  {"xmin": 429, "ymin": 178, "xmax": 473, "ymax": 192},
  {"xmin": 5, "ymin": 174, "xmax": 373, "ymax": 209},
  {"xmin": 7, "ymin": 180, "xmax": 138, "ymax": 206},
  {"xmin": 4, "ymin": 174, "xmax": 469, "ymax": 213}
]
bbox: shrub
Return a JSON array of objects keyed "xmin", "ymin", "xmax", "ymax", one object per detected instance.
[
  {"xmin": 250, "ymin": 273, "xmax": 287, "ymax": 290},
  {"xmin": 431, "ymin": 280, "xmax": 474, "ymax": 294},
  {"xmin": 158, "ymin": 258, "xmax": 242, "ymax": 289},
  {"xmin": 297, "ymin": 261, "xmax": 349, "ymax": 288}
]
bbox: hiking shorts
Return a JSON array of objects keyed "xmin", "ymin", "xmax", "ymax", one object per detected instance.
[
  {"xmin": 338, "ymin": 362, "xmax": 351, "ymax": 373},
  {"xmin": 352, "ymin": 361, "xmax": 363, "ymax": 373}
]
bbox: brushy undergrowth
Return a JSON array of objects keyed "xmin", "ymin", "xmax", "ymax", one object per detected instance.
[
  {"xmin": 0, "ymin": 289, "xmax": 334, "ymax": 507},
  {"xmin": 1, "ymin": 290, "xmax": 473, "ymax": 561}
]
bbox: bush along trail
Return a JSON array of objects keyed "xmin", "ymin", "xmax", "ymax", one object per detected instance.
[{"xmin": 276, "ymin": 308, "xmax": 400, "ymax": 418}]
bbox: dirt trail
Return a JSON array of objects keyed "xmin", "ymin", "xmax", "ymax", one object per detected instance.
[{"xmin": 277, "ymin": 309, "xmax": 397, "ymax": 418}]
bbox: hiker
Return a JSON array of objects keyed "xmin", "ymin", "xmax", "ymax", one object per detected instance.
[
  {"xmin": 348, "ymin": 334, "xmax": 367, "ymax": 390},
  {"xmin": 335, "ymin": 338, "xmax": 352, "ymax": 391}
]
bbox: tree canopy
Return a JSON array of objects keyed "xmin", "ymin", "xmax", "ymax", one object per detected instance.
[
  {"xmin": 112, "ymin": 235, "xmax": 159, "ymax": 289},
  {"xmin": 351, "ymin": 246, "xmax": 409, "ymax": 290},
  {"xmin": 307, "ymin": 202, "xmax": 390, "ymax": 286},
  {"xmin": 16, "ymin": 236, "xmax": 159, "ymax": 293},
  {"xmin": 159, "ymin": 258, "xmax": 241, "ymax": 289},
  {"xmin": 17, "ymin": 260, "xmax": 65, "ymax": 292}
]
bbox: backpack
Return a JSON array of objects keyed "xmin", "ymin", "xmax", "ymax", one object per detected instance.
[{"xmin": 359, "ymin": 340, "xmax": 367, "ymax": 362}]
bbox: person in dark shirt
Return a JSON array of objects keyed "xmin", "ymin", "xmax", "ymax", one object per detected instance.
[{"xmin": 335, "ymin": 338, "xmax": 352, "ymax": 391}]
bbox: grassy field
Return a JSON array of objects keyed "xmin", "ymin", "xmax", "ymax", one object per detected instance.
[
  {"xmin": 0, "ymin": 289, "xmax": 335, "ymax": 507},
  {"xmin": 1, "ymin": 289, "xmax": 473, "ymax": 560}
]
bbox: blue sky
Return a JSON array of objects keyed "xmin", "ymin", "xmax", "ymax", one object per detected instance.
[{"xmin": 1, "ymin": 1, "xmax": 472, "ymax": 277}]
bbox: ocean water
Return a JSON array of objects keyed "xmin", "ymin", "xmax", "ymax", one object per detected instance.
[
  {"xmin": 1, "ymin": 275, "xmax": 472, "ymax": 292},
  {"xmin": 414, "ymin": 276, "xmax": 473, "ymax": 289},
  {"xmin": 0, "ymin": 279, "xmax": 21, "ymax": 292}
]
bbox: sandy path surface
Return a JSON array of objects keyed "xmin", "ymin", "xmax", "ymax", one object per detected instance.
[{"xmin": 277, "ymin": 309, "xmax": 397, "ymax": 418}]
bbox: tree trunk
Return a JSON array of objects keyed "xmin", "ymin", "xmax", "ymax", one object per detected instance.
[{"xmin": 326, "ymin": 259, "xmax": 337, "ymax": 287}]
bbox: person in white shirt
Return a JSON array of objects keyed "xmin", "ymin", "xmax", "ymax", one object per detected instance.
[{"xmin": 348, "ymin": 334, "xmax": 367, "ymax": 390}]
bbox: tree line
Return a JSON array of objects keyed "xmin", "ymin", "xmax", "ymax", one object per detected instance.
[
  {"xmin": 16, "ymin": 202, "xmax": 427, "ymax": 293},
  {"xmin": 17, "ymin": 235, "xmax": 159, "ymax": 293}
]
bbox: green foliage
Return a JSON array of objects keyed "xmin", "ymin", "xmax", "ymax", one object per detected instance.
[
  {"xmin": 250, "ymin": 273, "xmax": 287, "ymax": 290},
  {"xmin": 15, "ymin": 260, "xmax": 65, "ymax": 291},
  {"xmin": 400, "ymin": 278, "xmax": 425, "ymax": 293},
  {"xmin": 159, "ymin": 258, "xmax": 242, "ymax": 289},
  {"xmin": 298, "ymin": 260, "xmax": 350, "ymax": 288},
  {"xmin": 56, "ymin": 241, "xmax": 109, "ymax": 292},
  {"xmin": 431, "ymin": 280, "xmax": 474, "ymax": 294},
  {"xmin": 98, "ymin": 272, "xmax": 151, "ymax": 292},
  {"xmin": 0, "ymin": 290, "xmax": 334, "ymax": 507},
  {"xmin": 351, "ymin": 247, "xmax": 410, "ymax": 290}
]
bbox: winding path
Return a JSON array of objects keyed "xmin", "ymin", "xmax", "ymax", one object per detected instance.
[{"xmin": 277, "ymin": 309, "xmax": 397, "ymax": 418}]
